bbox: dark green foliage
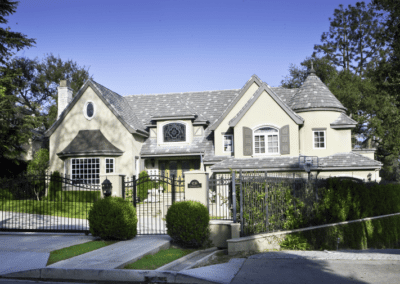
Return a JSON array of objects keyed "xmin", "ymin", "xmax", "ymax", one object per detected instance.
[
  {"xmin": 88, "ymin": 196, "xmax": 137, "ymax": 241},
  {"xmin": 137, "ymin": 171, "xmax": 151, "ymax": 201},
  {"xmin": 166, "ymin": 200, "xmax": 212, "ymax": 248},
  {"xmin": 281, "ymin": 215, "xmax": 400, "ymax": 250},
  {"xmin": 0, "ymin": 188, "xmax": 13, "ymax": 200},
  {"xmin": 136, "ymin": 170, "xmax": 166, "ymax": 201},
  {"xmin": 48, "ymin": 171, "xmax": 62, "ymax": 200}
]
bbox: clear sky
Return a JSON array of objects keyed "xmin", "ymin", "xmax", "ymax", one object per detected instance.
[{"xmin": 9, "ymin": 0, "xmax": 370, "ymax": 96}]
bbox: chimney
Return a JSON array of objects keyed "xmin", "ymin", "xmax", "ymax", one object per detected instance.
[{"xmin": 57, "ymin": 80, "xmax": 72, "ymax": 120}]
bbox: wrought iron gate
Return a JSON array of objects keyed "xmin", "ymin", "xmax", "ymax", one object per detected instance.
[{"xmin": 123, "ymin": 173, "xmax": 185, "ymax": 235}]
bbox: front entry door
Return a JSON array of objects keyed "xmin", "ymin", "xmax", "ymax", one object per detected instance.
[{"xmin": 169, "ymin": 161, "xmax": 177, "ymax": 178}]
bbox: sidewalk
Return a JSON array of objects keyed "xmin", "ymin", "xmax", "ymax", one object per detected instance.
[{"xmin": 1, "ymin": 230, "xmax": 400, "ymax": 284}]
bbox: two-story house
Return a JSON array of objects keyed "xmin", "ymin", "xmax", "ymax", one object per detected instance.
[{"xmin": 45, "ymin": 67, "xmax": 382, "ymax": 184}]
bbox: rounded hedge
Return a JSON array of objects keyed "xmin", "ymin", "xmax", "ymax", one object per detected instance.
[
  {"xmin": 166, "ymin": 200, "xmax": 212, "ymax": 248},
  {"xmin": 88, "ymin": 196, "xmax": 138, "ymax": 241}
]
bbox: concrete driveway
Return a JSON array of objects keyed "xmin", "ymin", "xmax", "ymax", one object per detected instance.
[{"xmin": 0, "ymin": 232, "xmax": 101, "ymax": 275}]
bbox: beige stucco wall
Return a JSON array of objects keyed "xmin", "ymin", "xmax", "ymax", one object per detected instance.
[
  {"xmin": 49, "ymin": 86, "xmax": 143, "ymax": 178},
  {"xmin": 299, "ymin": 111, "xmax": 352, "ymax": 157},
  {"xmin": 316, "ymin": 169, "xmax": 381, "ymax": 182},
  {"xmin": 352, "ymin": 149, "xmax": 376, "ymax": 160},
  {"xmin": 214, "ymin": 82, "xmax": 260, "ymax": 156},
  {"xmin": 234, "ymin": 90, "xmax": 300, "ymax": 158}
]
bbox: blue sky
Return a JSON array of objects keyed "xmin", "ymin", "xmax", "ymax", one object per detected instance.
[{"xmin": 9, "ymin": 0, "xmax": 370, "ymax": 96}]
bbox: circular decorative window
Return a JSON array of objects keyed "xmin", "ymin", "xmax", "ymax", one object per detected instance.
[{"xmin": 83, "ymin": 101, "xmax": 96, "ymax": 120}]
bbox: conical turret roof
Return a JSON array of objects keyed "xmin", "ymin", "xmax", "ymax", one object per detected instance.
[{"xmin": 289, "ymin": 67, "xmax": 347, "ymax": 113}]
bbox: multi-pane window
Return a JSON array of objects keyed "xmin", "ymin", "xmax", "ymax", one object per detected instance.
[
  {"xmin": 223, "ymin": 135, "xmax": 233, "ymax": 152},
  {"xmin": 314, "ymin": 131, "xmax": 326, "ymax": 148},
  {"xmin": 105, "ymin": 158, "xmax": 114, "ymax": 173},
  {"xmin": 163, "ymin": 123, "xmax": 186, "ymax": 142},
  {"xmin": 254, "ymin": 127, "xmax": 279, "ymax": 154},
  {"xmin": 71, "ymin": 158, "xmax": 100, "ymax": 184}
]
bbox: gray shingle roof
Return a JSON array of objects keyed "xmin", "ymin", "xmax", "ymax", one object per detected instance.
[
  {"xmin": 270, "ymin": 87, "xmax": 298, "ymax": 104},
  {"xmin": 57, "ymin": 130, "xmax": 123, "ymax": 158},
  {"xmin": 140, "ymin": 137, "xmax": 206, "ymax": 156},
  {"xmin": 289, "ymin": 73, "xmax": 347, "ymax": 112},
  {"xmin": 318, "ymin": 152, "xmax": 382, "ymax": 168},
  {"xmin": 125, "ymin": 90, "xmax": 239, "ymax": 128},
  {"xmin": 330, "ymin": 113, "xmax": 358, "ymax": 128},
  {"xmin": 90, "ymin": 80, "xmax": 147, "ymax": 133},
  {"xmin": 210, "ymin": 152, "xmax": 382, "ymax": 171}
]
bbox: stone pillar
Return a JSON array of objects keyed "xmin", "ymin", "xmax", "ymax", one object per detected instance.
[
  {"xmin": 184, "ymin": 170, "xmax": 208, "ymax": 207},
  {"xmin": 99, "ymin": 174, "xmax": 126, "ymax": 198},
  {"xmin": 57, "ymin": 80, "xmax": 73, "ymax": 120}
]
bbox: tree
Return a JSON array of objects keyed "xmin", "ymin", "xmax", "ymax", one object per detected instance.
[
  {"xmin": 6, "ymin": 54, "xmax": 93, "ymax": 130},
  {"xmin": 280, "ymin": 55, "xmax": 337, "ymax": 88},
  {"xmin": 314, "ymin": 2, "xmax": 386, "ymax": 77},
  {"xmin": 27, "ymin": 148, "xmax": 49, "ymax": 201},
  {"xmin": 0, "ymin": 0, "xmax": 37, "ymax": 169},
  {"xmin": 0, "ymin": 0, "xmax": 36, "ymax": 65}
]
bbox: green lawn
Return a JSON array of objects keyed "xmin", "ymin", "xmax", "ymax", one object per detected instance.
[
  {"xmin": 121, "ymin": 245, "xmax": 199, "ymax": 270},
  {"xmin": 0, "ymin": 200, "xmax": 95, "ymax": 219},
  {"xmin": 46, "ymin": 239, "xmax": 120, "ymax": 266}
]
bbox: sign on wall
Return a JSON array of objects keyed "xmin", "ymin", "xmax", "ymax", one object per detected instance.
[{"xmin": 188, "ymin": 180, "xmax": 202, "ymax": 188}]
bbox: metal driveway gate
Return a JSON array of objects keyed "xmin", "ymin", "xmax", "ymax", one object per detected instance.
[
  {"xmin": 0, "ymin": 172, "xmax": 101, "ymax": 234},
  {"xmin": 123, "ymin": 173, "xmax": 185, "ymax": 235}
]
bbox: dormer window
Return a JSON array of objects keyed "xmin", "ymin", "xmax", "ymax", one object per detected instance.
[{"xmin": 163, "ymin": 123, "xmax": 186, "ymax": 142}]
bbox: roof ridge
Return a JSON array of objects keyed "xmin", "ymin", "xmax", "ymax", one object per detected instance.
[{"xmin": 124, "ymin": 89, "xmax": 240, "ymax": 97}]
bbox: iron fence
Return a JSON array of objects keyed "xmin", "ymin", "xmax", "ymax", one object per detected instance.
[
  {"xmin": 208, "ymin": 174, "xmax": 233, "ymax": 220},
  {"xmin": 123, "ymin": 173, "xmax": 185, "ymax": 235},
  {"xmin": 0, "ymin": 171, "xmax": 100, "ymax": 233}
]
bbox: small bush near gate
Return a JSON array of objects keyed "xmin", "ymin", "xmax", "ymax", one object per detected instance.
[
  {"xmin": 166, "ymin": 200, "xmax": 212, "ymax": 248},
  {"xmin": 137, "ymin": 171, "xmax": 152, "ymax": 202},
  {"xmin": 88, "ymin": 196, "xmax": 138, "ymax": 241}
]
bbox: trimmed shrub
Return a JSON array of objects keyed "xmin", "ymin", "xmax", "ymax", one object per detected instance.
[
  {"xmin": 87, "ymin": 196, "xmax": 137, "ymax": 240},
  {"xmin": 166, "ymin": 200, "xmax": 212, "ymax": 248}
]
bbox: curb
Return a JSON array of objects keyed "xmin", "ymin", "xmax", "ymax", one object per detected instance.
[
  {"xmin": 0, "ymin": 268, "xmax": 220, "ymax": 284},
  {"xmin": 156, "ymin": 247, "xmax": 218, "ymax": 271},
  {"xmin": 183, "ymin": 249, "xmax": 222, "ymax": 270}
]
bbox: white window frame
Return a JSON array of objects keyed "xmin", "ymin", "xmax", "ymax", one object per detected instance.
[
  {"xmin": 253, "ymin": 126, "xmax": 280, "ymax": 156},
  {"xmin": 83, "ymin": 100, "xmax": 96, "ymax": 121},
  {"xmin": 223, "ymin": 134, "xmax": 234, "ymax": 153},
  {"xmin": 105, "ymin": 158, "xmax": 115, "ymax": 174},
  {"xmin": 71, "ymin": 158, "xmax": 100, "ymax": 185},
  {"xmin": 313, "ymin": 130, "xmax": 326, "ymax": 149}
]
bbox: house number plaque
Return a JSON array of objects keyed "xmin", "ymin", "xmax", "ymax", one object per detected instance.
[{"xmin": 188, "ymin": 180, "xmax": 202, "ymax": 188}]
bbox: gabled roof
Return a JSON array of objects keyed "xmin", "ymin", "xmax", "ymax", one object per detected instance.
[
  {"xmin": 228, "ymin": 83, "xmax": 304, "ymax": 126},
  {"xmin": 330, "ymin": 113, "xmax": 358, "ymax": 129},
  {"xmin": 125, "ymin": 89, "xmax": 239, "ymax": 128},
  {"xmin": 270, "ymin": 87, "xmax": 298, "ymax": 104},
  {"xmin": 208, "ymin": 74, "xmax": 263, "ymax": 131},
  {"xmin": 57, "ymin": 130, "xmax": 124, "ymax": 158},
  {"xmin": 44, "ymin": 79, "xmax": 148, "ymax": 138},
  {"xmin": 289, "ymin": 71, "xmax": 347, "ymax": 113}
]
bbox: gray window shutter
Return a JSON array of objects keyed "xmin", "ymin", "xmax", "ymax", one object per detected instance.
[
  {"xmin": 243, "ymin": 127, "xmax": 253, "ymax": 156},
  {"xmin": 280, "ymin": 125, "xmax": 290, "ymax": 154}
]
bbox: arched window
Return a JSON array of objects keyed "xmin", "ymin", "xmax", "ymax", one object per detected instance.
[
  {"xmin": 163, "ymin": 123, "xmax": 186, "ymax": 142},
  {"xmin": 254, "ymin": 127, "xmax": 279, "ymax": 154}
]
